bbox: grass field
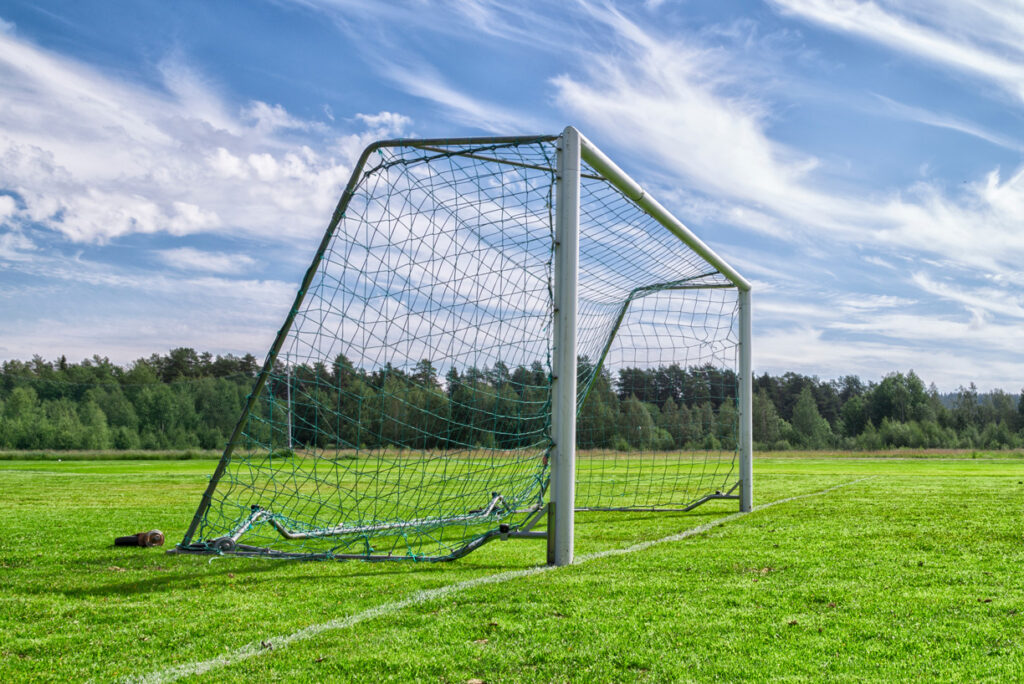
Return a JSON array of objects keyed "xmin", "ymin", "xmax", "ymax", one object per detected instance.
[{"xmin": 2, "ymin": 453, "xmax": 1024, "ymax": 682}]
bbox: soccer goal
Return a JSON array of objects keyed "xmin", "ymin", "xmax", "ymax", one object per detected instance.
[{"xmin": 175, "ymin": 127, "xmax": 752, "ymax": 564}]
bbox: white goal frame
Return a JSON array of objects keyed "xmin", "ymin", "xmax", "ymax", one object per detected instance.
[{"xmin": 178, "ymin": 126, "xmax": 752, "ymax": 565}]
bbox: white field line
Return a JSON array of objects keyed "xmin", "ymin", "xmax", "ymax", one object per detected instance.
[{"xmin": 128, "ymin": 477, "xmax": 874, "ymax": 684}]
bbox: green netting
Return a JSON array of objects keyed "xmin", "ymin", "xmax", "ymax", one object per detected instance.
[
  {"xmin": 180, "ymin": 135, "xmax": 741, "ymax": 561},
  {"xmin": 574, "ymin": 158, "xmax": 738, "ymax": 510}
]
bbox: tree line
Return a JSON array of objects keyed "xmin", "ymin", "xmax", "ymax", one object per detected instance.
[
  {"xmin": 0, "ymin": 349, "xmax": 257, "ymax": 450},
  {"xmin": 1, "ymin": 348, "xmax": 1022, "ymax": 452},
  {"xmin": 751, "ymin": 371, "xmax": 1024, "ymax": 450}
]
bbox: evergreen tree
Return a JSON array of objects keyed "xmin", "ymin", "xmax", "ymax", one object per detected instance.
[
  {"xmin": 578, "ymin": 366, "xmax": 618, "ymax": 449},
  {"xmin": 619, "ymin": 394, "xmax": 656, "ymax": 449},
  {"xmin": 792, "ymin": 387, "xmax": 832, "ymax": 448},
  {"xmin": 752, "ymin": 389, "xmax": 787, "ymax": 446},
  {"xmin": 715, "ymin": 401, "xmax": 739, "ymax": 450},
  {"xmin": 657, "ymin": 397, "xmax": 687, "ymax": 448}
]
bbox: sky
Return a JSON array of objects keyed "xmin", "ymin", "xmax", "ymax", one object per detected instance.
[{"xmin": 1, "ymin": 0, "xmax": 1023, "ymax": 391}]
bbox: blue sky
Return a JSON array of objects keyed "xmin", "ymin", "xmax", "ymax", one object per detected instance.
[{"xmin": 1, "ymin": 0, "xmax": 1023, "ymax": 390}]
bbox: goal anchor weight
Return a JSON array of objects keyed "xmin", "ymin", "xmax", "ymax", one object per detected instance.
[{"xmin": 114, "ymin": 530, "xmax": 164, "ymax": 547}]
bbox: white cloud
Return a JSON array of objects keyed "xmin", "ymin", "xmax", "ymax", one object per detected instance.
[
  {"xmin": 380, "ymin": 63, "xmax": 547, "ymax": 134},
  {"xmin": 910, "ymin": 272, "xmax": 1024, "ymax": 320},
  {"xmin": 872, "ymin": 94, "xmax": 1024, "ymax": 151},
  {"xmin": 207, "ymin": 147, "xmax": 249, "ymax": 180},
  {"xmin": 294, "ymin": 0, "xmax": 1024, "ymax": 294},
  {"xmin": 549, "ymin": 3, "xmax": 881, "ymax": 242},
  {"xmin": 6, "ymin": 0, "xmax": 1024, "ymax": 390},
  {"xmin": 0, "ymin": 228, "xmax": 35, "ymax": 261},
  {"xmin": 301, "ymin": 0, "xmax": 571, "ymax": 54},
  {"xmin": 333, "ymin": 110, "xmax": 417, "ymax": 165},
  {"xmin": 243, "ymin": 101, "xmax": 321, "ymax": 133},
  {"xmin": 769, "ymin": 0, "xmax": 1024, "ymax": 102},
  {"xmin": 156, "ymin": 54, "xmax": 240, "ymax": 135},
  {"xmin": 748, "ymin": 282, "xmax": 1024, "ymax": 389},
  {"xmin": 247, "ymin": 152, "xmax": 280, "ymax": 182},
  {"xmin": 543, "ymin": 2, "xmax": 1024, "ymax": 293},
  {"xmin": 0, "ymin": 28, "xmax": 425, "ymax": 363},
  {"xmin": 873, "ymin": 168, "xmax": 1024, "ymax": 276},
  {"xmin": 355, "ymin": 111, "xmax": 411, "ymax": 133},
  {"xmin": 0, "ymin": 308, "xmax": 282, "ymax": 365},
  {"xmin": 755, "ymin": 322, "xmax": 1022, "ymax": 391},
  {"xmin": 0, "ymin": 29, "xmax": 398, "ymax": 245},
  {"xmin": 0, "ymin": 247, "xmax": 296, "ymax": 362},
  {"xmin": 836, "ymin": 293, "xmax": 916, "ymax": 311},
  {"xmin": 0, "ymin": 194, "xmax": 16, "ymax": 220},
  {"xmin": 156, "ymin": 247, "xmax": 258, "ymax": 275}
]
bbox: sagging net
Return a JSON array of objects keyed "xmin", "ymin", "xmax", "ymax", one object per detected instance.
[{"xmin": 181, "ymin": 136, "xmax": 739, "ymax": 560}]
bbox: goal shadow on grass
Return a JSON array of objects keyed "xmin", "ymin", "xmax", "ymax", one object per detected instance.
[
  {"xmin": 41, "ymin": 558, "xmax": 502, "ymax": 599},
  {"xmin": 572, "ymin": 509, "xmax": 729, "ymax": 527}
]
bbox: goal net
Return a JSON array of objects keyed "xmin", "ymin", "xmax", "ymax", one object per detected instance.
[{"xmin": 177, "ymin": 129, "xmax": 751, "ymax": 562}]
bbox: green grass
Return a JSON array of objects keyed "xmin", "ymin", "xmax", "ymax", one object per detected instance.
[
  {"xmin": 2, "ymin": 455, "xmax": 1023, "ymax": 682},
  {"xmin": 0, "ymin": 449, "xmax": 221, "ymax": 461}
]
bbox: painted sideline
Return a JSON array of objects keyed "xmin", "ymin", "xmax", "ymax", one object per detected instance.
[{"xmin": 128, "ymin": 477, "xmax": 874, "ymax": 684}]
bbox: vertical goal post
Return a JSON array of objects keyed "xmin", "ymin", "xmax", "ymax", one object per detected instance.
[
  {"xmin": 549, "ymin": 127, "xmax": 581, "ymax": 566},
  {"xmin": 175, "ymin": 126, "xmax": 752, "ymax": 564}
]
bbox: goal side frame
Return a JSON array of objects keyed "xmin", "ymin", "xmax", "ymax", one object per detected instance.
[
  {"xmin": 546, "ymin": 127, "xmax": 753, "ymax": 566},
  {"xmin": 178, "ymin": 134, "xmax": 560, "ymax": 551}
]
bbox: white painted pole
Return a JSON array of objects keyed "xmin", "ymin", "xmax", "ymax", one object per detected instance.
[
  {"xmin": 550, "ymin": 126, "xmax": 581, "ymax": 566},
  {"xmin": 286, "ymin": 365, "xmax": 293, "ymax": 449},
  {"xmin": 738, "ymin": 289, "xmax": 753, "ymax": 512}
]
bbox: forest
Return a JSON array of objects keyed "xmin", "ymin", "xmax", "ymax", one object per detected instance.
[{"xmin": 1, "ymin": 348, "xmax": 1022, "ymax": 452}]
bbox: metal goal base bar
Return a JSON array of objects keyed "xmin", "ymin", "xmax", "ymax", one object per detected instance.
[
  {"xmin": 169, "ymin": 523, "xmax": 548, "ymax": 563},
  {"xmin": 575, "ymin": 482, "xmax": 741, "ymax": 513},
  {"xmin": 169, "ymin": 495, "xmax": 548, "ymax": 562}
]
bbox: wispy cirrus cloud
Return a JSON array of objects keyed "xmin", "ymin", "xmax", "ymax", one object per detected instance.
[
  {"xmin": 552, "ymin": 4, "xmax": 827, "ymax": 221},
  {"xmin": 768, "ymin": 0, "xmax": 1024, "ymax": 102},
  {"xmin": 547, "ymin": 2, "xmax": 1024, "ymax": 284},
  {"xmin": 910, "ymin": 272, "xmax": 1024, "ymax": 321},
  {"xmin": 0, "ymin": 245, "xmax": 296, "ymax": 361},
  {"xmin": 756, "ymin": 322, "xmax": 1024, "ymax": 390},
  {"xmin": 377, "ymin": 62, "xmax": 548, "ymax": 135},
  {"xmin": 155, "ymin": 247, "xmax": 258, "ymax": 275},
  {"xmin": 872, "ymin": 94, "xmax": 1024, "ymax": 151}
]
